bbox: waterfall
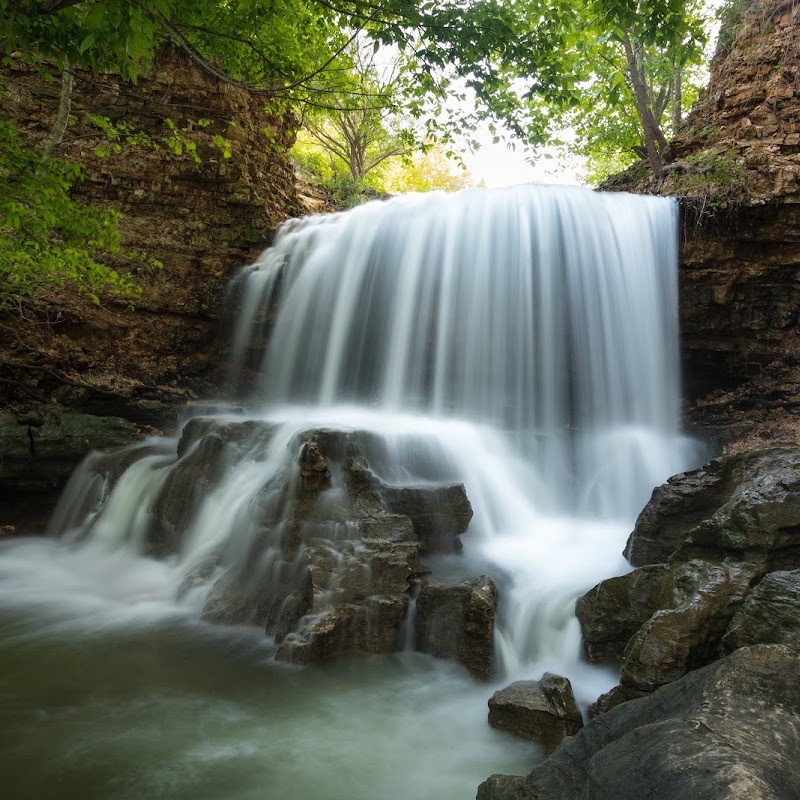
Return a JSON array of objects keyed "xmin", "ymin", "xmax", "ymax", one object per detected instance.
[
  {"xmin": 217, "ymin": 185, "xmax": 697, "ymax": 688},
  {"xmin": 0, "ymin": 184, "xmax": 701, "ymax": 799},
  {"xmin": 230, "ymin": 186, "xmax": 686, "ymax": 515},
  {"xmin": 44, "ymin": 185, "xmax": 696, "ymax": 690}
]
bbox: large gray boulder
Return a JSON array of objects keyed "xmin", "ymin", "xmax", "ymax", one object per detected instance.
[
  {"xmin": 578, "ymin": 558, "xmax": 756, "ymax": 692},
  {"xmin": 478, "ymin": 644, "xmax": 800, "ymax": 800},
  {"xmin": 625, "ymin": 446, "xmax": 800, "ymax": 569},
  {"xmin": 618, "ymin": 559, "xmax": 756, "ymax": 692},
  {"xmin": 575, "ymin": 564, "xmax": 671, "ymax": 663},
  {"xmin": 579, "ymin": 445, "xmax": 800, "ymax": 694}
]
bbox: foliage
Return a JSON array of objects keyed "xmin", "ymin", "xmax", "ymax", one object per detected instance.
[
  {"xmin": 292, "ymin": 133, "xmax": 381, "ymax": 207},
  {"xmin": 665, "ymin": 147, "xmax": 749, "ymax": 219},
  {"xmin": 298, "ymin": 40, "xmax": 418, "ymax": 186},
  {"xmin": 0, "ymin": 0, "xmax": 720, "ymax": 229},
  {"xmin": 715, "ymin": 0, "xmax": 760, "ymax": 54},
  {"xmin": 0, "ymin": 118, "xmax": 143, "ymax": 306},
  {"xmin": 380, "ymin": 146, "xmax": 476, "ymax": 193},
  {"xmin": 553, "ymin": 0, "xmax": 710, "ymax": 180},
  {"xmin": 3, "ymin": 1, "xmax": 715, "ymax": 161}
]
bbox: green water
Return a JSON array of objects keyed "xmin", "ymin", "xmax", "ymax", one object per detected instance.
[{"xmin": 0, "ymin": 539, "xmax": 534, "ymax": 800}]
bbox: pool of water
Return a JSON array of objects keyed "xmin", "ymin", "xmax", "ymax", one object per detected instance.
[{"xmin": 0, "ymin": 537, "xmax": 534, "ymax": 800}]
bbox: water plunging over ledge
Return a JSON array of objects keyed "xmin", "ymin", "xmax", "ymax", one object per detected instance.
[{"xmin": 0, "ymin": 185, "xmax": 700, "ymax": 799}]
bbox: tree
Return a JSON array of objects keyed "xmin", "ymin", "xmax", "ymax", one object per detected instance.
[
  {"xmin": 1, "ymin": 1, "xmax": 713, "ymax": 227},
  {"xmin": 562, "ymin": 1, "xmax": 708, "ymax": 180},
  {"xmin": 300, "ymin": 42, "xmax": 416, "ymax": 187},
  {"xmin": 380, "ymin": 145, "xmax": 476, "ymax": 193}
]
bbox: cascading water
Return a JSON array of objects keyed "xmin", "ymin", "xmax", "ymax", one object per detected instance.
[
  {"xmin": 0, "ymin": 185, "xmax": 699, "ymax": 800},
  {"xmin": 222, "ymin": 185, "xmax": 696, "ymax": 677}
]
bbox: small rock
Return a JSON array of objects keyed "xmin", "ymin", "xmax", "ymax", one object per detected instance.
[{"xmin": 488, "ymin": 674, "xmax": 583, "ymax": 754}]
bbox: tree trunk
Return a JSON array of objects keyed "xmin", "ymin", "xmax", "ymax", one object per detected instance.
[
  {"xmin": 623, "ymin": 31, "xmax": 664, "ymax": 174},
  {"xmin": 671, "ymin": 65, "xmax": 683, "ymax": 134},
  {"xmin": 45, "ymin": 59, "xmax": 73, "ymax": 153}
]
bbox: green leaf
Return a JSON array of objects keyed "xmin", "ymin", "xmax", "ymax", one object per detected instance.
[{"xmin": 79, "ymin": 32, "xmax": 96, "ymax": 53}]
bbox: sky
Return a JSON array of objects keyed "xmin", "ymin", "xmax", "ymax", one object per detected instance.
[{"xmin": 462, "ymin": 124, "xmax": 585, "ymax": 188}]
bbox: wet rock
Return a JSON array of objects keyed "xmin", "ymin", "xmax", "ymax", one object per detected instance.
[
  {"xmin": 578, "ymin": 557, "xmax": 756, "ymax": 691},
  {"xmin": 0, "ymin": 405, "xmax": 140, "ymax": 532},
  {"xmin": 299, "ymin": 439, "xmax": 331, "ymax": 490},
  {"xmin": 380, "ymin": 484, "xmax": 473, "ymax": 554},
  {"xmin": 624, "ymin": 460, "xmax": 730, "ymax": 566},
  {"xmin": 201, "ymin": 553, "xmax": 312, "ymax": 633},
  {"xmin": 176, "ymin": 416, "xmax": 278, "ymax": 458},
  {"xmin": 488, "ymin": 674, "xmax": 583, "ymax": 754},
  {"xmin": 0, "ymin": 407, "xmax": 140, "ymax": 485},
  {"xmin": 625, "ymin": 446, "xmax": 800, "ymax": 569},
  {"xmin": 149, "ymin": 431, "xmax": 228, "ymax": 556},
  {"xmin": 415, "ymin": 576, "xmax": 497, "ymax": 680},
  {"xmin": 275, "ymin": 595, "xmax": 408, "ymax": 664},
  {"xmin": 581, "ymin": 446, "xmax": 800, "ymax": 698},
  {"xmin": 576, "ymin": 563, "xmax": 671, "ymax": 662},
  {"xmin": 478, "ymin": 645, "xmax": 800, "ymax": 800},
  {"xmin": 69, "ymin": 416, "xmax": 480, "ymax": 669},
  {"xmin": 619, "ymin": 559, "xmax": 756, "ymax": 692},
  {"xmin": 722, "ymin": 568, "xmax": 800, "ymax": 653}
]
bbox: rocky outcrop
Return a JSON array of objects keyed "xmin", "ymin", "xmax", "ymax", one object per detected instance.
[
  {"xmin": 625, "ymin": 446, "xmax": 800, "ymax": 569},
  {"xmin": 414, "ymin": 576, "xmax": 497, "ymax": 680},
  {"xmin": 0, "ymin": 47, "xmax": 310, "ymax": 529},
  {"xmin": 478, "ymin": 644, "xmax": 800, "ymax": 800},
  {"xmin": 721, "ymin": 568, "xmax": 800, "ymax": 652},
  {"xmin": 0, "ymin": 46, "xmax": 304, "ymax": 435},
  {"xmin": 603, "ymin": 0, "xmax": 800, "ymax": 449},
  {"xmin": 68, "ymin": 416, "xmax": 480, "ymax": 669},
  {"xmin": 487, "ymin": 675, "xmax": 583, "ymax": 754},
  {"xmin": 578, "ymin": 445, "xmax": 800, "ymax": 697}
]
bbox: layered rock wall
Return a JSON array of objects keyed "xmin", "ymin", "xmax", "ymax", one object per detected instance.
[
  {"xmin": 0, "ymin": 47, "xmax": 307, "ymax": 529},
  {"xmin": 1, "ymin": 47, "xmax": 305, "ymax": 420}
]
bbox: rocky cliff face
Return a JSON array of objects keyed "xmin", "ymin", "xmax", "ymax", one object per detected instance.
[
  {"xmin": 0, "ymin": 47, "xmax": 308, "ymax": 529},
  {"xmin": 604, "ymin": 0, "xmax": 800, "ymax": 450},
  {"xmin": 1, "ymin": 47, "xmax": 305, "ymax": 422}
]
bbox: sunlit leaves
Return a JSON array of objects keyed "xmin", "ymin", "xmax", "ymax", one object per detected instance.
[{"xmin": 0, "ymin": 120, "xmax": 141, "ymax": 305}]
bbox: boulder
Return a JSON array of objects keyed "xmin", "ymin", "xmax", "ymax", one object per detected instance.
[
  {"xmin": 487, "ymin": 674, "xmax": 583, "ymax": 754},
  {"xmin": 275, "ymin": 595, "xmax": 408, "ymax": 664},
  {"xmin": 624, "ymin": 459, "xmax": 731, "ymax": 567},
  {"xmin": 380, "ymin": 484, "xmax": 473, "ymax": 554},
  {"xmin": 619, "ymin": 559, "xmax": 756, "ymax": 692},
  {"xmin": 478, "ymin": 645, "xmax": 800, "ymax": 800},
  {"xmin": 721, "ymin": 568, "xmax": 800, "ymax": 653},
  {"xmin": 415, "ymin": 576, "xmax": 497, "ymax": 680},
  {"xmin": 575, "ymin": 563, "xmax": 671, "ymax": 662},
  {"xmin": 578, "ymin": 558, "xmax": 756, "ymax": 691},
  {"xmin": 625, "ymin": 446, "xmax": 800, "ymax": 569},
  {"xmin": 578, "ymin": 446, "xmax": 800, "ymax": 695}
]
